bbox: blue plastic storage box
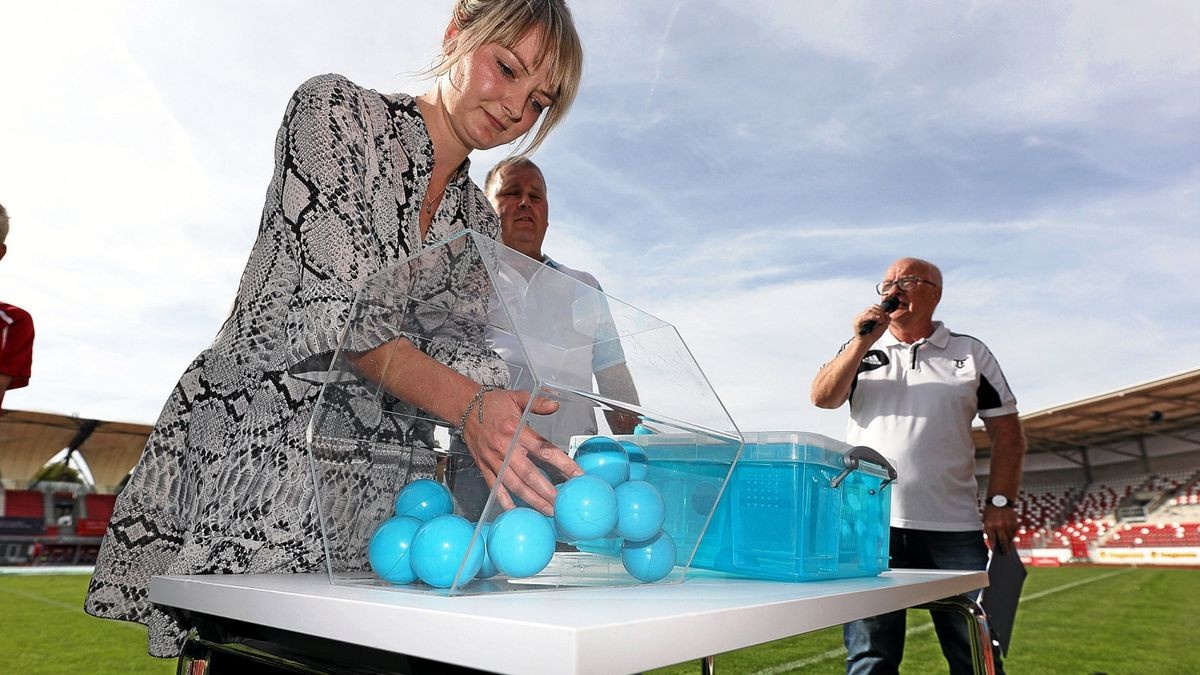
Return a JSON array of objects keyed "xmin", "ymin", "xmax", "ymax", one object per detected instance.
[{"xmin": 611, "ymin": 431, "xmax": 895, "ymax": 582}]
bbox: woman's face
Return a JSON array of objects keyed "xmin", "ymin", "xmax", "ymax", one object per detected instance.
[{"xmin": 441, "ymin": 27, "xmax": 556, "ymax": 152}]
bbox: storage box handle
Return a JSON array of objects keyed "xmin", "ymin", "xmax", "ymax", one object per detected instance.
[{"xmin": 830, "ymin": 446, "xmax": 897, "ymax": 491}]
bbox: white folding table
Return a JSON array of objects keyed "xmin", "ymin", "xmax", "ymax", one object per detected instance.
[{"xmin": 151, "ymin": 568, "xmax": 990, "ymax": 674}]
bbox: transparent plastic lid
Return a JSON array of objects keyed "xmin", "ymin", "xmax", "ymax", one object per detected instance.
[{"xmin": 306, "ymin": 230, "xmax": 743, "ymax": 594}]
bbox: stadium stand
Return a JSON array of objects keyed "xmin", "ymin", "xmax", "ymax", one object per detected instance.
[
  {"xmin": 1106, "ymin": 522, "xmax": 1200, "ymax": 547},
  {"xmin": 1, "ymin": 489, "xmax": 45, "ymax": 518},
  {"xmin": 997, "ymin": 470, "xmax": 1200, "ymax": 551},
  {"xmin": 1170, "ymin": 474, "xmax": 1200, "ymax": 506},
  {"xmin": 77, "ymin": 493, "xmax": 118, "ymax": 537},
  {"xmin": 1013, "ymin": 483, "xmax": 1078, "ymax": 531},
  {"xmin": 0, "ymin": 411, "xmax": 151, "ymax": 565},
  {"xmin": 976, "ymin": 368, "xmax": 1200, "ymax": 560},
  {"xmin": 82, "ymin": 493, "xmax": 117, "ymax": 521}
]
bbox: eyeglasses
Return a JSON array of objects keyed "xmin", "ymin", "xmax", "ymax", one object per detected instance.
[{"xmin": 876, "ymin": 276, "xmax": 938, "ymax": 295}]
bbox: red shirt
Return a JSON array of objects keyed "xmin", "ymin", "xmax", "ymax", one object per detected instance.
[{"xmin": 0, "ymin": 302, "xmax": 33, "ymax": 388}]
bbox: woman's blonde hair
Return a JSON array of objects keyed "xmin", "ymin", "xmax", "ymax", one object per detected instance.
[{"xmin": 433, "ymin": 0, "xmax": 583, "ymax": 154}]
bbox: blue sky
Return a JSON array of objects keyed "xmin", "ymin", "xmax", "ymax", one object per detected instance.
[{"xmin": 1, "ymin": 1, "xmax": 1197, "ymax": 440}]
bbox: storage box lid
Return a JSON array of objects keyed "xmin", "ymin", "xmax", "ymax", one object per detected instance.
[{"xmin": 626, "ymin": 430, "xmax": 893, "ymax": 481}]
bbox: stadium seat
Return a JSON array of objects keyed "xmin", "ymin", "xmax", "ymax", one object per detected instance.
[
  {"xmin": 83, "ymin": 494, "xmax": 117, "ymax": 522},
  {"xmin": 2, "ymin": 490, "xmax": 45, "ymax": 519}
]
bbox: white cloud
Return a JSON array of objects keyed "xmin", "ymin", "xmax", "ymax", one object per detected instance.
[
  {"xmin": 722, "ymin": 0, "xmax": 1199, "ymax": 133},
  {"xmin": 0, "ymin": 0, "xmax": 1196, "ymax": 446}
]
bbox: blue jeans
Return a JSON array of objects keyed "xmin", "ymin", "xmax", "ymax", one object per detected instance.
[
  {"xmin": 844, "ymin": 528, "xmax": 1002, "ymax": 675},
  {"xmin": 445, "ymin": 438, "xmax": 492, "ymax": 522}
]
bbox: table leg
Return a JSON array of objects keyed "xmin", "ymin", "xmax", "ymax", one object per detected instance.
[
  {"xmin": 916, "ymin": 596, "xmax": 995, "ymax": 675},
  {"xmin": 177, "ymin": 629, "xmax": 324, "ymax": 674}
]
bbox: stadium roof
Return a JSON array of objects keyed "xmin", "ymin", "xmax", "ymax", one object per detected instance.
[
  {"xmin": 0, "ymin": 409, "xmax": 151, "ymax": 493},
  {"xmin": 974, "ymin": 367, "xmax": 1200, "ymax": 461}
]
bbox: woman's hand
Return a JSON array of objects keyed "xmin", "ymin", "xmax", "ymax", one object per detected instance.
[
  {"xmin": 350, "ymin": 342, "xmax": 584, "ymax": 513},
  {"xmin": 461, "ymin": 389, "xmax": 583, "ymax": 515}
]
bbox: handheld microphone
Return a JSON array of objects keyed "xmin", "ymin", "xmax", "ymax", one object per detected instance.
[{"xmin": 857, "ymin": 296, "xmax": 900, "ymax": 336}]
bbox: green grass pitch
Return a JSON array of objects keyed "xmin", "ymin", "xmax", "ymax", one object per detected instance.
[{"xmin": 1, "ymin": 566, "xmax": 1196, "ymax": 674}]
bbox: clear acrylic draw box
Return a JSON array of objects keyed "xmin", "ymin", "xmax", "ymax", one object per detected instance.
[{"xmin": 307, "ymin": 230, "xmax": 743, "ymax": 596}]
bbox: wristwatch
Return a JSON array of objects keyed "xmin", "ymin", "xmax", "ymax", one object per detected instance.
[{"xmin": 988, "ymin": 494, "xmax": 1012, "ymax": 508}]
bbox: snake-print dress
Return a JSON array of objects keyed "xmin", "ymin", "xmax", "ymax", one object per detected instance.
[{"xmin": 84, "ymin": 73, "xmax": 506, "ymax": 657}]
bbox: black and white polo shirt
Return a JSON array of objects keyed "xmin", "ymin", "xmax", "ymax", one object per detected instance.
[{"xmin": 845, "ymin": 322, "xmax": 1018, "ymax": 531}]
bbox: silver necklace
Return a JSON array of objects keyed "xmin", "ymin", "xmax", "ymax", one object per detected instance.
[{"xmin": 423, "ymin": 182, "xmax": 447, "ymax": 215}]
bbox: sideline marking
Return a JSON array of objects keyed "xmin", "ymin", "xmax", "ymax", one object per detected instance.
[
  {"xmin": 1018, "ymin": 568, "xmax": 1128, "ymax": 602},
  {"xmin": 0, "ymin": 585, "xmax": 89, "ymax": 613},
  {"xmin": 750, "ymin": 568, "xmax": 1133, "ymax": 675},
  {"xmin": 0, "ymin": 565, "xmax": 94, "ymax": 576},
  {"xmin": 0, "ymin": 583, "xmax": 144, "ymax": 630}
]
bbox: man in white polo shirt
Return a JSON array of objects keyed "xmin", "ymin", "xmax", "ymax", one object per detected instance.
[
  {"xmin": 811, "ymin": 257, "xmax": 1026, "ymax": 675},
  {"xmin": 447, "ymin": 158, "xmax": 639, "ymax": 519},
  {"xmin": 482, "ymin": 157, "xmax": 638, "ymax": 442}
]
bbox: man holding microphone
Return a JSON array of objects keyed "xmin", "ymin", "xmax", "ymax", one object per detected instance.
[{"xmin": 811, "ymin": 257, "xmax": 1026, "ymax": 675}]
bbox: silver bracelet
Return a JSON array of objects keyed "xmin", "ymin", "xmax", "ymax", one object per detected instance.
[{"xmin": 456, "ymin": 385, "xmax": 497, "ymax": 436}]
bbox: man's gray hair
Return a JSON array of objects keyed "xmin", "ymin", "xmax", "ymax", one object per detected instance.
[{"xmin": 0, "ymin": 202, "xmax": 9, "ymax": 245}]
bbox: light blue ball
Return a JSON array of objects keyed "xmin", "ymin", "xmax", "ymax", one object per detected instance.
[
  {"xmin": 621, "ymin": 530, "xmax": 677, "ymax": 583},
  {"xmin": 619, "ymin": 440, "xmax": 649, "ymax": 481},
  {"xmin": 545, "ymin": 515, "xmax": 570, "ymax": 543},
  {"xmin": 573, "ymin": 536, "xmax": 623, "ymax": 558},
  {"xmin": 487, "ymin": 507, "xmax": 556, "ymax": 578},
  {"xmin": 411, "ymin": 514, "xmax": 484, "ymax": 588},
  {"xmin": 614, "ymin": 480, "xmax": 666, "ymax": 542},
  {"xmin": 394, "ymin": 479, "xmax": 454, "ymax": 522},
  {"xmin": 554, "ymin": 475, "xmax": 618, "ymax": 541},
  {"xmin": 368, "ymin": 515, "xmax": 423, "ymax": 584},
  {"xmin": 575, "ymin": 436, "xmax": 629, "ymax": 487},
  {"xmin": 476, "ymin": 522, "xmax": 498, "ymax": 579}
]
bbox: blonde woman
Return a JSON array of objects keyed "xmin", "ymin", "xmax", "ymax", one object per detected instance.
[{"xmin": 86, "ymin": 0, "xmax": 584, "ymax": 657}]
